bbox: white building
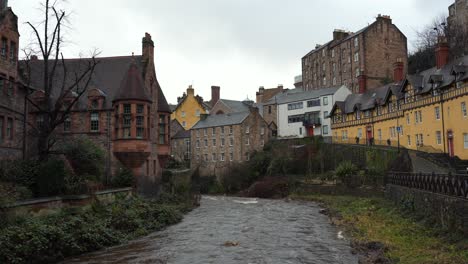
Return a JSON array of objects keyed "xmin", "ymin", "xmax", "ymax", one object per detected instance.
[{"xmin": 273, "ymin": 86, "xmax": 351, "ymax": 138}]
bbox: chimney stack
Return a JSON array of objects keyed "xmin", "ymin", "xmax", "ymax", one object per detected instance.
[
  {"xmin": 211, "ymin": 86, "xmax": 220, "ymax": 107},
  {"xmin": 256, "ymin": 86, "xmax": 265, "ymax": 103},
  {"xmin": 393, "ymin": 59, "xmax": 404, "ymax": 82},
  {"xmin": 435, "ymin": 37, "xmax": 449, "ymax": 69},
  {"xmin": 187, "ymin": 85, "xmax": 194, "ymax": 96},
  {"xmin": 0, "ymin": 0, "xmax": 8, "ymax": 11},
  {"xmin": 142, "ymin": 33, "xmax": 154, "ymax": 62},
  {"xmin": 358, "ymin": 72, "xmax": 367, "ymax": 94}
]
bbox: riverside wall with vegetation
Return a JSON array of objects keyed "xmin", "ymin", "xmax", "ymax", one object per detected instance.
[{"xmin": 0, "ymin": 138, "xmax": 199, "ymax": 264}]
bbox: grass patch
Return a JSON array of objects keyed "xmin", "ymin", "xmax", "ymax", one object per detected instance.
[{"xmin": 291, "ymin": 193, "xmax": 468, "ymax": 264}]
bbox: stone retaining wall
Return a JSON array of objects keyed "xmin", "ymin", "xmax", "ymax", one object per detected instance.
[
  {"xmin": 1, "ymin": 188, "xmax": 133, "ymax": 217},
  {"xmin": 385, "ymin": 184, "xmax": 468, "ymax": 235}
]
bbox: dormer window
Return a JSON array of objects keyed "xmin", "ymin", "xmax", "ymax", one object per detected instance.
[{"xmin": 356, "ymin": 110, "xmax": 361, "ymax": 120}]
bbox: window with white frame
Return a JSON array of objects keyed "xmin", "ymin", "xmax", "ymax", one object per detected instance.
[
  {"xmin": 323, "ymin": 111, "xmax": 329, "ymax": 119},
  {"xmin": 212, "ymin": 138, "xmax": 216, "ymax": 147},
  {"xmin": 288, "ymin": 102, "xmax": 304, "ymax": 110},
  {"xmin": 406, "ymin": 113, "xmax": 410, "ymax": 125},
  {"xmin": 181, "ymin": 111, "xmax": 186, "ymax": 117},
  {"xmin": 220, "ymin": 153, "xmax": 225, "ymax": 162},
  {"xmin": 436, "ymin": 131, "xmax": 442, "ymax": 145},
  {"xmin": 221, "ymin": 138, "xmax": 225, "ymax": 146},
  {"xmin": 195, "ymin": 109, "xmax": 200, "ymax": 117},
  {"xmin": 435, "ymin": 106, "xmax": 440, "ymax": 120},
  {"xmin": 204, "ymin": 139, "xmax": 208, "ymax": 147},
  {"xmin": 462, "ymin": 102, "xmax": 467, "ymax": 117},
  {"xmin": 260, "ymin": 126, "xmax": 265, "ymax": 135},
  {"xmin": 90, "ymin": 112, "xmax": 99, "ymax": 132},
  {"xmin": 246, "ymin": 137, "xmax": 250, "ymax": 145},
  {"xmin": 245, "ymin": 125, "xmax": 250, "ymax": 134},
  {"xmin": 464, "ymin": 133, "xmax": 468, "ymax": 149},
  {"xmin": 378, "ymin": 129, "xmax": 382, "ymax": 140},
  {"xmin": 229, "ymin": 152, "xmax": 234, "ymax": 161},
  {"xmin": 354, "ymin": 37, "xmax": 359, "ymax": 47},
  {"xmin": 229, "ymin": 137, "xmax": 234, "ymax": 146},
  {"xmin": 357, "ymin": 128, "xmax": 362, "ymax": 138},
  {"xmin": 323, "ymin": 97, "xmax": 329, "ymax": 106},
  {"xmin": 407, "ymin": 135, "xmax": 411, "ymax": 146}
]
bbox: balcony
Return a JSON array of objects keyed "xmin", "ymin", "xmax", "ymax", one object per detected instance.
[{"xmin": 303, "ymin": 118, "xmax": 321, "ymax": 127}]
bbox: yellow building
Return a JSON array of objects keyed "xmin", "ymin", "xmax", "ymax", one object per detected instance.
[
  {"xmin": 330, "ymin": 50, "xmax": 468, "ymax": 160},
  {"xmin": 171, "ymin": 85, "xmax": 212, "ymax": 130}
]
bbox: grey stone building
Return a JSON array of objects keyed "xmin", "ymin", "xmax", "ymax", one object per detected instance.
[{"xmin": 190, "ymin": 108, "xmax": 269, "ymax": 178}]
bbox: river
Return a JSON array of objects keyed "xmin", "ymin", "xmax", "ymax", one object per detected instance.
[{"xmin": 67, "ymin": 196, "xmax": 358, "ymax": 264}]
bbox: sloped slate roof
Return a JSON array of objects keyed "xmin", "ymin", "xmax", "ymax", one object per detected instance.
[
  {"xmin": 408, "ymin": 55, "xmax": 468, "ymax": 95},
  {"xmin": 341, "ymin": 82, "xmax": 404, "ymax": 114},
  {"xmin": 219, "ymin": 99, "xmax": 251, "ymax": 113},
  {"xmin": 192, "ymin": 111, "xmax": 250, "ymax": 129},
  {"xmin": 20, "ymin": 55, "xmax": 170, "ymax": 110},
  {"xmin": 114, "ymin": 63, "xmax": 151, "ymax": 103},
  {"xmin": 157, "ymin": 84, "xmax": 171, "ymax": 112}
]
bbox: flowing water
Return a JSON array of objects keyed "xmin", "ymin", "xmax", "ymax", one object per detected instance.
[{"xmin": 67, "ymin": 196, "xmax": 358, "ymax": 264}]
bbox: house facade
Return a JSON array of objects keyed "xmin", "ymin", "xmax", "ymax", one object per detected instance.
[
  {"xmin": 22, "ymin": 33, "xmax": 171, "ymax": 191},
  {"xmin": 275, "ymin": 86, "xmax": 351, "ymax": 138},
  {"xmin": 330, "ymin": 42, "xmax": 468, "ymax": 160},
  {"xmin": 302, "ymin": 15, "xmax": 408, "ymax": 94},
  {"xmin": 190, "ymin": 108, "xmax": 269, "ymax": 177},
  {"xmin": 0, "ymin": 2, "xmax": 27, "ymax": 160},
  {"xmin": 170, "ymin": 85, "xmax": 212, "ymax": 129}
]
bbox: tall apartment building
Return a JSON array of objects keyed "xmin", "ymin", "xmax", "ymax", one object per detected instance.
[{"xmin": 302, "ymin": 15, "xmax": 408, "ymax": 94}]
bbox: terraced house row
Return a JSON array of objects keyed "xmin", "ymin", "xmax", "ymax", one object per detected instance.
[{"xmin": 330, "ymin": 40, "xmax": 468, "ymax": 160}]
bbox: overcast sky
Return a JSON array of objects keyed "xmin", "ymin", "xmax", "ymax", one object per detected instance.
[{"xmin": 13, "ymin": 0, "xmax": 452, "ymax": 104}]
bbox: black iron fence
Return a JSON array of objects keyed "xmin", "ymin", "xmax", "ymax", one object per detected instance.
[{"xmin": 386, "ymin": 171, "xmax": 468, "ymax": 199}]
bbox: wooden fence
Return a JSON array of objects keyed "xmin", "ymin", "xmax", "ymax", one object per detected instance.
[{"xmin": 386, "ymin": 171, "xmax": 468, "ymax": 199}]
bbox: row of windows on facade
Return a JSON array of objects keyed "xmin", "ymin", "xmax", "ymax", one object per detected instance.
[
  {"xmin": 0, "ymin": 77, "xmax": 16, "ymax": 96},
  {"xmin": 196, "ymin": 152, "xmax": 250, "ymax": 162},
  {"xmin": 335, "ymin": 101, "xmax": 468, "ymax": 124},
  {"xmin": 36, "ymin": 111, "xmax": 169, "ymax": 144},
  {"xmin": 0, "ymin": 116, "xmax": 14, "ymax": 143},
  {"xmin": 287, "ymin": 97, "xmax": 329, "ymax": 111},
  {"xmin": 305, "ymin": 51, "xmax": 360, "ymax": 70},
  {"xmin": 180, "ymin": 109, "xmax": 201, "ymax": 118},
  {"xmin": 195, "ymin": 125, "xmax": 265, "ymax": 137},
  {"xmin": 338, "ymin": 128, "xmax": 468, "ymax": 149},
  {"xmin": 297, "ymin": 125, "xmax": 329, "ymax": 136},
  {"xmin": 304, "ymin": 37, "xmax": 360, "ymax": 66},
  {"xmin": 195, "ymin": 136, "xmax": 264, "ymax": 148},
  {"xmin": 1, "ymin": 37, "xmax": 17, "ymax": 63},
  {"xmin": 288, "ymin": 111, "xmax": 329, "ymax": 124}
]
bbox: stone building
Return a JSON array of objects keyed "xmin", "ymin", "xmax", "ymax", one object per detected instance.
[
  {"xmin": 171, "ymin": 129, "xmax": 191, "ymax": 163},
  {"xmin": 170, "ymin": 85, "xmax": 214, "ymax": 129},
  {"xmin": 330, "ymin": 41, "xmax": 468, "ymax": 160},
  {"xmin": 0, "ymin": 1, "xmax": 27, "ymax": 160},
  {"xmin": 22, "ymin": 33, "xmax": 171, "ymax": 191},
  {"xmin": 302, "ymin": 15, "xmax": 408, "ymax": 94},
  {"xmin": 190, "ymin": 108, "xmax": 269, "ymax": 177},
  {"xmin": 448, "ymin": 0, "xmax": 468, "ymax": 57},
  {"xmin": 210, "ymin": 98, "xmax": 253, "ymax": 115},
  {"xmin": 255, "ymin": 85, "xmax": 284, "ymax": 104}
]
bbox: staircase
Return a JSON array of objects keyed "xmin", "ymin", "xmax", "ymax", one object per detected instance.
[{"xmin": 415, "ymin": 152, "xmax": 468, "ymax": 174}]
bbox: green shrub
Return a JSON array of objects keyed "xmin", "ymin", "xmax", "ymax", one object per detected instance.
[
  {"xmin": 111, "ymin": 167, "xmax": 135, "ymax": 188},
  {"xmin": 0, "ymin": 195, "xmax": 193, "ymax": 264},
  {"xmin": 35, "ymin": 159, "xmax": 67, "ymax": 197},
  {"xmin": 62, "ymin": 138, "xmax": 105, "ymax": 182},
  {"xmin": 335, "ymin": 160, "xmax": 360, "ymax": 188}
]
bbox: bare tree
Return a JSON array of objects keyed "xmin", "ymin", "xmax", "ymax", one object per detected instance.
[
  {"xmin": 408, "ymin": 15, "xmax": 448, "ymax": 74},
  {"xmin": 23, "ymin": 0, "xmax": 99, "ymax": 161}
]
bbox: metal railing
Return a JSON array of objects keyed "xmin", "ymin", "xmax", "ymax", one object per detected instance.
[{"xmin": 386, "ymin": 171, "xmax": 468, "ymax": 199}]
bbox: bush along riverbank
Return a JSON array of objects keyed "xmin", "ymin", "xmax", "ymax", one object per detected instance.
[
  {"xmin": 291, "ymin": 193, "xmax": 468, "ymax": 264},
  {"xmin": 0, "ymin": 194, "xmax": 196, "ymax": 264}
]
